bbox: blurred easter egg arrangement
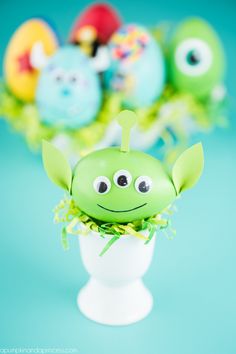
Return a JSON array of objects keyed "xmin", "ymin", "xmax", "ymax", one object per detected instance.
[
  {"xmin": 0, "ymin": 4, "xmax": 122, "ymax": 155},
  {"xmin": 103, "ymin": 17, "xmax": 227, "ymax": 154},
  {"xmin": 0, "ymin": 5, "xmax": 228, "ymax": 158},
  {"xmin": 4, "ymin": 18, "xmax": 59, "ymax": 102}
]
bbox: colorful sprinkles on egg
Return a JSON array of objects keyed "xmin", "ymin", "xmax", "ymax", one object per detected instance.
[{"xmin": 111, "ymin": 25, "xmax": 150, "ymax": 63}]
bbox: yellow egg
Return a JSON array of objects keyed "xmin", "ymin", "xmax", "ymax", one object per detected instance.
[{"xmin": 4, "ymin": 18, "xmax": 59, "ymax": 102}]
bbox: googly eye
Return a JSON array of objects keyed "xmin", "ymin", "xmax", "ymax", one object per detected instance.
[
  {"xmin": 135, "ymin": 176, "xmax": 152, "ymax": 194},
  {"xmin": 175, "ymin": 38, "xmax": 212, "ymax": 76},
  {"xmin": 113, "ymin": 170, "xmax": 132, "ymax": 188},
  {"xmin": 51, "ymin": 68, "xmax": 65, "ymax": 83},
  {"xmin": 93, "ymin": 176, "xmax": 111, "ymax": 194},
  {"xmin": 68, "ymin": 72, "xmax": 89, "ymax": 88},
  {"xmin": 68, "ymin": 72, "xmax": 80, "ymax": 85}
]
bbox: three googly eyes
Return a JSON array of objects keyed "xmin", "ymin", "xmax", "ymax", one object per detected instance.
[
  {"xmin": 93, "ymin": 170, "xmax": 152, "ymax": 195},
  {"xmin": 175, "ymin": 38, "xmax": 212, "ymax": 76}
]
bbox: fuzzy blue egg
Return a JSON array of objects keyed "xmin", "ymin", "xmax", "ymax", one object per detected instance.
[
  {"xmin": 36, "ymin": 45, "xmax": 101, "ymax": 129},
  {"xmin": 105, "ymin": 24, "xmax": 165, "ymax": 108}
]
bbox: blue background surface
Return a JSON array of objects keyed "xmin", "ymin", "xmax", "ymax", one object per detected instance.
[{"xmin": 0, "ymin": 0, "xmax": 235, "ymax": 353}]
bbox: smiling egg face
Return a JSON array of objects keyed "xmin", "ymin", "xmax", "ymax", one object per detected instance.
[
  {"xmin": 168, "ymin": 18, "xmax": 225, "ymax": 98},
  {"xmin": 71, "ymin": 147, "xmax": 176, "ymax": 223},
  {"xmin": 105, "ymin": 24, "xmax": 165, "ymax": 108},
  {"xmin": 36, "ymin": 46, "xmax": 101, "ymax": 129}
]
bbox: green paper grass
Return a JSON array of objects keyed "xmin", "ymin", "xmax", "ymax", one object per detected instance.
[
  {"xmin": 0, "ymin": 82, "xmax": 121, "ymax": 152},
  {"xmin": 0, "ymin": 80, "xmax": 227, "ymax": 156},
  {"xmin": 54, "ymin": 196, "xmax": 176, "ymax": 256}
]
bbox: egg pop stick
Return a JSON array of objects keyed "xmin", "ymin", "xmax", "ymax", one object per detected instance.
[{"xmin": 117, "ymin": 110, "xmax": 137, "ymax": 152}]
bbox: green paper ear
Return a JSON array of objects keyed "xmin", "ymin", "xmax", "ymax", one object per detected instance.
[
  {"xmin": 117, "ymin": 110, "xmax": 137, "ymax": 152},
  {"xmin": 172, "ymin": 143, "xmax": 204, "ymax": 194},
  {"xmin": 42, "ymin": 140, "xmax": 72, "ymax": 192}
]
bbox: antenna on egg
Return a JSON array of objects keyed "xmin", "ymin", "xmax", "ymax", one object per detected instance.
[{"xmin": 116, "ymin": 110, "xmax": 137, "ymax": 152}]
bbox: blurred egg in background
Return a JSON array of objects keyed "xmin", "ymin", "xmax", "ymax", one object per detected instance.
[
  {"xmin": 168, "ymin": 17, "xmax": 225, "ymax": 99},
  {"xmin": 69, "ymin": 3, "xmax": 122, "ymax": 57},
  {"xmin": 4, "ymin": 17, "xmax": 60, "ymax": 102},
  {"xmin": 36, "ymin": 45, "xmax": 102, "ymax": 130},
  {"xmin": 104, "ymin": 24, "xmax": 165, "ymax": 108}
]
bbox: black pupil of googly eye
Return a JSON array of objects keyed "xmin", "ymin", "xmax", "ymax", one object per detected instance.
[
  {"xmin": 186, "ymin": 50, "xmax": 201, "ymax": 65},
  {"xmin": 98, "ymin": 181, "xmax": 108, "ymax": 193},
  {"xmin": 55, "ymin": 74, "xmax": 62, "ymax": 82},
  {"xmin": 70, "ymin": 75, "xmax": 77, "ymax": 83},
  {"xmin": 117, "ymin": 73, "xmax": 125, "ymax": 80},
  {"xmin": 117, "ymin": 175, "xmax": 128, "ymax": 186},
  {"xmin": 138, "ymin": 181, "xmax": 150, "ymax": 193}
]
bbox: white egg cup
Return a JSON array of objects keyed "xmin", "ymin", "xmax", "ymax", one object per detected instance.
[{"xmin": 77, "ymin": 229, "xmax": 155, "ymax": 326}]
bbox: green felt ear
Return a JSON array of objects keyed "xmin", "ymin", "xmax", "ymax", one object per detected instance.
[
  {"xmin": 172, "ymin": 143, "xmax": 204, "ymax": 194},
  {"xmin": 42, "ymin": 140, "xmax": 72, "ymax": 192}
]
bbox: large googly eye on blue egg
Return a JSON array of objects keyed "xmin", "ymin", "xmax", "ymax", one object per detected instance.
[
  {"xmin": 36, "ymin": 45, "xmax": 102, "ymax": 129},
  {"xmin": 104, "ymin": 24, "xmax": 166, "ymax": 109}
]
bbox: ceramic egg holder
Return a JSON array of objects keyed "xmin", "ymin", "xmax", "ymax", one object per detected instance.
[
  {"xmin": 78, "ymin": 228, "xmax": 155, "ymax": 325},
  {"xmin": 42, "ymin": 110, "xmax": 204, "ymax": 326}
]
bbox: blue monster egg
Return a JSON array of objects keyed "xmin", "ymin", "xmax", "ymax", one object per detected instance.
[
  {"xmin": 105, "ymin": 24, "xmax": 165, "ymax": 108},
  {"xmin": 36, "ymin": 45, "xmax": 101, "ymax": 129}
]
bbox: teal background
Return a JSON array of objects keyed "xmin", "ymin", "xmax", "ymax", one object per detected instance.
[{"xmin": 0, "ymin": 0, "xmax": 235, "ymax": 353}]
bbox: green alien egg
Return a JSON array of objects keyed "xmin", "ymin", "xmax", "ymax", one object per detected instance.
[
  {"xmin": 168, "ymin": 17, "xmax": 225, "ymax": 98},
  {"xmin": 71, "ymin": 147, "xmax": 176, "ymax": 222},
  {"xmin": 42, "ymin": 110, "xmax": 204, "ymax": 223}
]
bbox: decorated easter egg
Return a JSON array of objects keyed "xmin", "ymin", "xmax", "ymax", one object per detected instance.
[
  {"xmin": 42, "ymin": 111, "xmax": 204, "ymax": 224},
  {"xmin": 104, "ymin": 24, "xmax": 165, "ymax": 108},
  {"xmin": 69, "ymin": 3, "xmax": 121, "ymax": 57},
  {"xmin": 36, "ymin": 45, "xmax": 101, "ymax": 129},
  {"xmin": 4, "ymin": 18, "xmax": 59, "ymax": 102},
  {"xmin": 168, "ymin": 18, "xmax": 225, "ymax": 98},
  {"xmin": 72, "ymin": 147, "xmax": 176, "ymax": 222}
]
